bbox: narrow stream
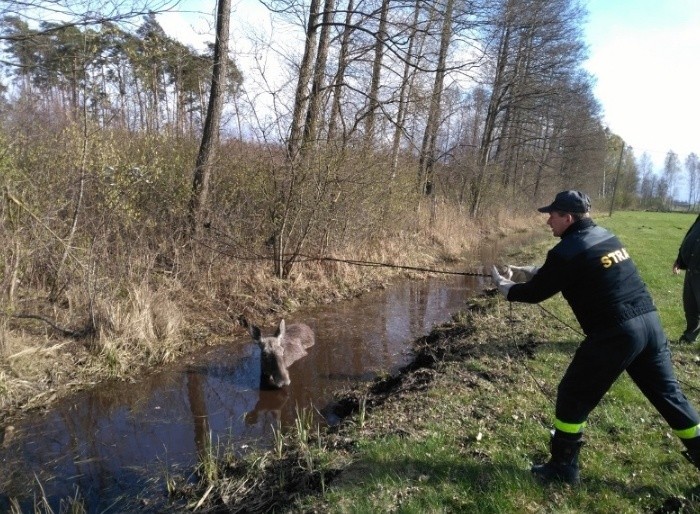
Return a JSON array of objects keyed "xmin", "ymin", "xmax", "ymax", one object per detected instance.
[{"xmin": 0, "ymin": 238, "xmax": 524, "ymax": 512}]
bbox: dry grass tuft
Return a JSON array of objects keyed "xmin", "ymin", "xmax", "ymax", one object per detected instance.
[
  {"xmin": 0, "ymin": 330, "xmax": 80, "ymax": 412},
  {"xmin": 422, "ymin": 204, "xmax": 482, "ymax": 260},
  {"xmin": 93, "ymin": 284, "xmax": 182, "ymax": 367}
]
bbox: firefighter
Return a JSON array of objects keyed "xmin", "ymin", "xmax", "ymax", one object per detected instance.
[
  {"xmin": 491, "ymin": 190, "xmax": 700, "ymax": 484},
  {"xmin": 673, "ymin": 213, "xmax": 700, "ymax": 344}
]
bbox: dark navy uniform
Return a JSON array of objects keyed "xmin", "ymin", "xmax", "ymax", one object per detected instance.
[
  {"xmin": 675, "ymin": 214, "xmax": 700, "ymax": 343},
  {"xmin": 508, "ymin": 217, "xmax": 700, "ymax": 439}
]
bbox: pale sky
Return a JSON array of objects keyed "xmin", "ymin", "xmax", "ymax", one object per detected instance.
[
  {"xmin": 159, "ymin": 0, "xmax": 700, "ymax": 185},
  {"xmin": 157, "ymin": 1, "xmax": 282, "ymax": 65},
  {"xmin": 584, "ymin": 0, "xmax": 700, "ymax": 178}
]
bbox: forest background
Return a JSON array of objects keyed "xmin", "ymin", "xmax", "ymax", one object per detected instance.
[{"xmin": 0, "ymin": 0, "xmax": 698, "ymax": 417}]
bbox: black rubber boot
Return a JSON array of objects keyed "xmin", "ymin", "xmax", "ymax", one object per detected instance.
[
  {"xmin": 531, "ymin": 431, "xmax": 584, "ymax": 485},
  {"xmin": 682, "ymin": 436, "xmax": 700, "ymax": 470}
]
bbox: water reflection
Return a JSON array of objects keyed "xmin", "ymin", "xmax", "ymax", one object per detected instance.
[
  {"xmin": 244, "ymin": 388, "xmax": 289, "ymax": 426},
  {"xmin": 0, "ymin": 269, "xmax": 497, "ymax": 512}
]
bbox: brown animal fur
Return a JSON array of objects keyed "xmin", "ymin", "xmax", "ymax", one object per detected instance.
[{"xmin": 249, "ymin": 319, "xmax": 315, "ymax": 389}]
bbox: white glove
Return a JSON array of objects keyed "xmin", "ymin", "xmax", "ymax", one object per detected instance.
[
  {"xmin": 507, "ymin": 265, "xmax": 540, "ymax": 282},
  {"xmin": 491, "ymin": 265, "xmax": 515, "ymax": 297}
]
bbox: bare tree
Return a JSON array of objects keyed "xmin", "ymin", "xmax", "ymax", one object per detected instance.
[
  {"xmin": 286, "ymin": 0, "xmax": 321, "ymax": 161},
  {"xmin": 470, "ymin": 0, "xmax": 513, "ymax": 217},
  {"xmin": 188, "ymin": 0, "xmax": 231, "ymax": 235},
  {"xmin": 686, "ymin": 153, "xmax": 699, "ymax": 210},
  {"xmin": 637, "ymin": 152, "xmax": 657, "ymax": 208},
  {"xmin": 0, "ymin": 0, "xmax": 179, "ymax": 40},
  {"xmin": 417, "ymin": 0, "xmax": 455, "ymax": 203},
  {"xmin": 470, "ymin": 0, "xmax": 590, "ymax": 216},
  {"xmin": 299, "ymin": 0, "xmax": 336, "ymax": 159},
  {"xmin": 326, "ymin": 0, "xmax": 354, "ymax": 144},
  {"xmin": 389, "ymin": 0, "xmax": 425, "ymax": 180},
  {"xmin": 662, "ymin": 150, "xmax": 681, "ymax": 208},
  {"xmin": 363, "ymin": 0, "xmax": 390, "ymax": 147}
]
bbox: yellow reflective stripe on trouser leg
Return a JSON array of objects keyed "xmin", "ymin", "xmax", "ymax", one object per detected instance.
[
  {"xmin": 554, "ymin": 419, "xmax": 586, "ymax": 434},
  {"xmin": 674, "ymin": 424, "xmax": 700, "ymax": 439}
]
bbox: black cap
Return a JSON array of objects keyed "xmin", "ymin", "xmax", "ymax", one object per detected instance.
[{"xmin": 537, "ymin": 190, "xmax": 591, "ymax": 213}]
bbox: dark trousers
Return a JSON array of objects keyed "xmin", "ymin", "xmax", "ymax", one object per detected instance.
[
  {"xmin": 682, "ymin": 270, "xmax": 700, "ymax": 343},
  {"xmin": 556, "ymin": 310, "xmax": 700, "ymax": 431}
]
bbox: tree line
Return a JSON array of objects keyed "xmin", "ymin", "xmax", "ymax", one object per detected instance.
[
  {"xmin": 2, "ymin": 11, "xmax": 242, "ymax": 135},
  {"xmin": 0, "ymin": 0, "xmax": 679, "ymax": 300}
]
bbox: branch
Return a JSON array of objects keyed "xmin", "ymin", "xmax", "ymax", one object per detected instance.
[{"xmin": 11, "ymin": 313, "xmax": 94, "ymax": 339}]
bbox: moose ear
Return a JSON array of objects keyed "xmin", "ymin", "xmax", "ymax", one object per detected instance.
[
  {"xmin": 249, "ymin": 325, "xmax": 261, "ymax": 341},
  {"xmin": 275, "ymin": 319, "xmax": 286, "ymax": 337}
]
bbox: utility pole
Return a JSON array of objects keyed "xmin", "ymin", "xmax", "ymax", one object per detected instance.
[{"xmin": 609, "ymin": 143, "xmax": 625, "ymax": 217}]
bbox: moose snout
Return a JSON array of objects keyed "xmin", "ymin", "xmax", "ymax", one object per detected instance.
[{"xmin": 260, "ymin": 374, "xmax": 290, "ymax": 389}]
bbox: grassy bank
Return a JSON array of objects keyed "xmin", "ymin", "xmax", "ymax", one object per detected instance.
[{"xmin": 178, "ymin": 210, "xmax": 700, "ymax": 513}]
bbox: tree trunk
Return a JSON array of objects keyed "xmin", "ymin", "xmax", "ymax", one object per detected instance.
[
  {"xmin": 418, "ymin": 0, "xmax": 454, "ymax": 202},
  {"xmin": 364, "ymin": 0, "xmax": 390, "ymax": 148},
  {"xmin": 188, "ymin": 0, "xmax": 231, "ymax": 236},
  {"xmin": 471, "ymin": 14, "xmax": 512, "ymax": 218},
  {"xmin": 299, "ymin": 0, "xmax": 335, "ymax": 159},
  {"xmin": 287, "ymin": 0, "xmax": 321, "ymax": 161},
  {"xmin": 327, "ymin": 0, "xmax": 354, "ymax": 144},
  {"xmin": 390, "ymin": 0, "xmax": 424, "ymax": 180}
]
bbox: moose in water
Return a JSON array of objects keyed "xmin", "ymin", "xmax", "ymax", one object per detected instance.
[{"xmin": 248, "ymin": 319, "xmax": 315, "ymax": 389}]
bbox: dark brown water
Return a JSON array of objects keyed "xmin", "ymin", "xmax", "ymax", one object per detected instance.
[{"xmin": 0, "ymin": 241, "xmax": 522, "ymax": 512}]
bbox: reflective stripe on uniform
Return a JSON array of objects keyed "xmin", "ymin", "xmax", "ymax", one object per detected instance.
[
  {"xmin": 554, "ymin": 418, "xmax": 586, "ymax": 434},
  {"xmin": 674, "ymin": 424, "xmax": 700, "ymax": 439}
]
